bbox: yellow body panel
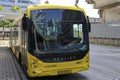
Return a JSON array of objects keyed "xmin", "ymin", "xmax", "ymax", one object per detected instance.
[
  {"xmin": 27, "ymin": 52, "xmax": 89, "ymax": 77},
  {"xmin": 11, "ymin": 47, "xmax": 19, "ymax": 59},
  {"xmin": 11, "ymin": 47, "xmax": 15, "ymax": 54}
]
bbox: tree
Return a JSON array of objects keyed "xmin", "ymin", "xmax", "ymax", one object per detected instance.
[
  {"xmin": 0, "ymin": 4, "xmax": 4, "ymax": 11},
  {"xmin": 11, "ymin": 5, "xmax": 21, "ymax": 12},
  {"xmin": 0, "ymin": 21, "xmax": 3, "ymax": 27},
  {"xmin": 0, "ymin": 19, "xmax": 12, "ymax": 28}
]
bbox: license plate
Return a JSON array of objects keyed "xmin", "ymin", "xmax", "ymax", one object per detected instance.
[{"xmin": 58, "ymin": 70, "xmax": 71, "ymax": 75}]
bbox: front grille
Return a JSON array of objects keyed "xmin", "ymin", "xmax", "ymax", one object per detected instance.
[{"xmin": 35, "ymin": 52, "xmax": 86, "ymax": 62}]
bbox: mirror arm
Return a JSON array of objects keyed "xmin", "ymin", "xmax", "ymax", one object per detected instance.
[
  {"xmin": 22, "ymin": 14, "xmax": 29, "ymax": 31},
  {"xmin": 87, "ymin": 16, "xmax": 91, "ymax": 33}
]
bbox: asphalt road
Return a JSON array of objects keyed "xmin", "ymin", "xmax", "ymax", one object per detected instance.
[{"xmin": 90, "ymin": 44, "xmax": 120, "ymax": 80}]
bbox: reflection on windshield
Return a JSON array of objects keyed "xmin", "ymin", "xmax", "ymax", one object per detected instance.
[{"xmin": 31, "ymin": 9, "xmax": 88, "ymax": 52}]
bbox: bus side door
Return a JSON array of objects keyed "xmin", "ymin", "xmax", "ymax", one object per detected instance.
[{"xmin": 21, "ymin": 30, "xmax": 28, "ymax": 70}]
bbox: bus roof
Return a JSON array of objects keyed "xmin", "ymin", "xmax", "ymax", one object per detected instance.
[{"xmin": 26, "ymin": 4, "xmax": 87, "ymax": 18}]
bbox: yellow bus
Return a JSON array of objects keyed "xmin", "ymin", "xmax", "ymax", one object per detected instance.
[{"xmin": 9, "ymin": 4, "xmax": 91, "ymax": 77}]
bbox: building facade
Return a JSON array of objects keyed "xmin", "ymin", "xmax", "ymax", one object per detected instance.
[
  {"xmin": 86, "ymin": 0, "xmax": 120, "ymax": 22},
  {"xmin": 0, "ymin": 0, "xmax": 40, "ymax": 19}
]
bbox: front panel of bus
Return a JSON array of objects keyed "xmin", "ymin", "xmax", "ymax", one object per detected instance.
[{"xmin": 27, "ymin": 8, "xmax": 89, "ymax": 77}]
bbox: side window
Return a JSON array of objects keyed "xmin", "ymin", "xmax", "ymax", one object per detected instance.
[
  {"xmin": 11, "ymin": 24, "xmax": 18, "ymax": 46},
  {"xmin": 22, "ymin": 30, "xmax": 28, "ymax": 49},
  {"xmin": 25, "ymin": 31, "xmax": 28, "ymax": 49},
  {"xmin": 13, "ymin": 25, "xmax": 18, "ymax": 40}
]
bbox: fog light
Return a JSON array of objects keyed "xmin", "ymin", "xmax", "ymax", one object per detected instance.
[
  {"xmin": 32, "ymin": 62, "xmax": 36, "ymax": 64},
  {"xmin": 86, "ymin": 57, "xmax": 89, "ymax": 62},
  {"xmin": 86, "ymin": 59, "xmax": 89, "ymax": 62},
  {"xmin": 34, "ymin": 65, "xmax": 37, "ymax": 68}
]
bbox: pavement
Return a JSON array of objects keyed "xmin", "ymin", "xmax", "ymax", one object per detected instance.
[
  {"xmin": 90, "ymin": 44, "xmax": 120, "ymax": 80},
  {"xmin": 0, "ymin": 41, "xmax": 28, "ymax": 80},
  {"xmin": 0, "ymin": 47, "xmax": 21, "ymax": 80}
]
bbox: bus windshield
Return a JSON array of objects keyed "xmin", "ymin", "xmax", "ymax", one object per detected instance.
[{"xmin": 31, "ymin": 9, "xmax": 88, "ymax": 53}]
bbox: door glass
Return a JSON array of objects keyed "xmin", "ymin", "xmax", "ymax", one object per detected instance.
[{"xmin": 73, "ymin": 24, "xmax": 83, "ymax": 43}]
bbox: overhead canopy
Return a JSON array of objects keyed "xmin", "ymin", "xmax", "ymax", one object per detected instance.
[{"xmin": 0, "ymin": 13, "xmax": 19, "ymax": 20}]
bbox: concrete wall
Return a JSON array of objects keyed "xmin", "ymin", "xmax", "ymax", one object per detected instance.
[
  {"xmin": 103, "ymin": 8, "xmax": 120, "ymax": 22},
  {"xmin": 86, "ymin": 0, "xmax": 120, "ymax": 22},
  {"xmin": 94, "ymin": 0, "xmax": 117, "ymax": 8},
  {"xmin": 90, "ymin": 22, "xmax": 120, "ymax": 46},
  {"xmin": 90, "ymin": 38, "xmax": 120, "ymax": 46}
]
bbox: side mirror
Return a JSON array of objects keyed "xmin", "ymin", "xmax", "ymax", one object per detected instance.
[
  {"xmin": 87, "ymin": 16, "xmax": 91, "ymax": 33},
  {"xmin": 22, "ymin": 14, "xmax": 30, "ymax": 31}
]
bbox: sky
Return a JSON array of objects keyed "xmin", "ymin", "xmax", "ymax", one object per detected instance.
[{"xmin": 30, "ymin": 0, "xmax": 99, "ymax": 18}]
